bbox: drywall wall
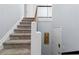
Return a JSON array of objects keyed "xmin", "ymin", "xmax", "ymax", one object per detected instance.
[
  {"xmin": 24, "ymin": 4, "xmax": 36, "ymax": 17},
  {"xmin": 52, "ymin": 4, "xmax": 79, "ymax": 52},
  {"xmin": 38, "ymin": 4, "xmax": 79, "ymax": 54},
  {"xmin": 38, "ymin": 18, "xmax": 62, "ymax": 55},
  {"xmin": 37, "ymin": 6, "xmax": 59, "ymax": 55},
  {"xmin": 38, "ymin": 18, "xmax": 53, "ymax": 55},
  {"xmin": 0, "ymin": 4, "xmax": 24, "ymax": 40}
]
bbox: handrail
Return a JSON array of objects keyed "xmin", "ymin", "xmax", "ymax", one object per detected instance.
[
  {"xmin": 33, "ymin": 6, "xmax": 52, "ymax": 30},
  {"xmin": 34, "ymin": 6, "xmax": 38, "ymax": 21},
  {"xmin": 34, "ymin": 5, "xmax": 53, "ymax": 20}
]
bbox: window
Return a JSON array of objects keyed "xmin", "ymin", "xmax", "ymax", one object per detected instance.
[{"xmin": 37, "ymin": 6, "xmax": 52, "ymax": 17}]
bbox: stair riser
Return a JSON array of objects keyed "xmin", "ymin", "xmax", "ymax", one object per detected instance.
[
  {"xmin": 10, "ymin": 36, "xmax": 31, "ymax": 40},
  {"xmin": 4, "ymin": 44, "xmax": 30, "ymax": 49},
  {"xmin": 20, "ymin": 23, "xmax": 31, "ymax": 25},
  {"xmin": 18, "ymin": 24, "xmax": 31, "ymax": 26},
  {"xmin": 17, "ymin": 26, "xmax": 31, "ymax": 29},
  {"xmin": 22, "ymin": 20, "xmax": 33, "ymax": 21},
  {"xmin": 19, "ymin": 25, "xmax": 31, "ymax": 27},
  {"xmin": 14, "ymin": 30, "xmax": 31, "ymax": 33},
  {"xmin": 23, "ymin": 18, "xmax": 34, "ymax": 21},
  {"xmin": 21, "ymin": 21, "xmax": 31, "ymax": 23},
  {"xmin": 20, "ymin": 21, "xmax": 31, "ymax": 24}
]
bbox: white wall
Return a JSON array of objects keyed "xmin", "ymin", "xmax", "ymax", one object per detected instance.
[
  {"xmin": 24, "ymin": 4, "xmax": 36, "ymax": 17},
  {"xmin": 0, "ymin": 4, "xmax": 24, "ymax": 40},
  {"xmin": 52, "ymin": 4, "xmax": 79, "ymax": 52},
  {"xmin": 38, "ymin": 4, "xmax": 79, "ymax": 54},
  {"xmin": 38, "ymin": 18, "xmax": 53, "ymax": 55},
  {"xmin": 37, "ymin": 6, "xmax": 60, "ymax": 55}
]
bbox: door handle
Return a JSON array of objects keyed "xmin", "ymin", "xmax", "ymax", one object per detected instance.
[{"xmin": 58, "ymin": 43, "xmax": 60, "ymax": 48}]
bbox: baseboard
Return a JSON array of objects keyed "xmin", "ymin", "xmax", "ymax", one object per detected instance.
[{"xmin": 62, "ymin": 51, "xmax": 79, "ymax": 55}]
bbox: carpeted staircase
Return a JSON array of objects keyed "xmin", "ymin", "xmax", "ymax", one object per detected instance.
[{"xmin": 0, "ymin": 17, "xmax": 34, "ymax": 55}]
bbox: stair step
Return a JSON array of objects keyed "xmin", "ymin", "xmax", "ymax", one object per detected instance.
[
  {"xmin": 23, "ymin": 17, "xmax": 35, "ymax": 19},
  {"xmin": 3, "ymin": 40, "xmax": 31, "ymax": 49},
  {"xmin": 19, "ymin": 24, "xmax": 31, "ymax": 26},
  {"xmin": 20, "ymin": 22, "xmax": 31, "ymax": 25},
  {"xmin": 17, "ymin": 24, "xmax": 31, "ymax": 27},
  {"xmin": 18, "ymin": 24, "xmax": 31, "ymax": 26},
  {"xmin": 0, "ymin": 48, "xmax": 30, "ymax": 55},
  {"xmin": 18, "ymin": 24, "xmax": 31, "ymax": 28},
  {"xmin": 10, "ymin": 33, "xmax": 31, "ymax": 40},
  {"xmin": 20, "ymin": 21, "xmax": 31, "ymax": 24},
  {"xmin": 21, "ymin": 20, "xmax": 32, "ymax": 23},
  {"xmin": 22, "ymin": 19, "xmax": 33, "ymax": 21},
  {"xmin": 4, "ymin": 40, "xmax": 31, "ymax": 44},
  {"xmin": 17, "ymin": 25, "xmax": 31, "ymax": 29},
  {"xmin": 14, "ymin": 28, "xmax": 31, "ymax": 33}
]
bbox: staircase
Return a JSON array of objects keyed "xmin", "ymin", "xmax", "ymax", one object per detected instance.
[{"xmin": 0, "ymin": 17, "xmax": 34, "ymax": 55}]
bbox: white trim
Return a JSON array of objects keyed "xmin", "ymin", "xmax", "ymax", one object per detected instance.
[
  {"xmin": 38, "ymin": 19, "xmax": 52, "ymax": 21},
  {"xmin": 0, "ymin": 16, "xmax": 23, "ymax": 50},
  {"xmin": 38, "ymin": 18, "xmax": 52, "ymax": 21},
  {"xmin": 31, "ymin": 31, "xmax": 41, "ymax": 55},
  {"xmin": 31, "ymin": 22, "xmax": 42, "ymax": 55}
]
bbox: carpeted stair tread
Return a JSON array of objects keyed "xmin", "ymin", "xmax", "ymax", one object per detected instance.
[
  {"xmin": 17, "ymin": 24, "xmax": 31, "ymax": 27},
  {"xmin": 10, "ymin": 33, "xmax": 31, "ymax": 36},
  {"xmin": 0, "ymin": 48, "xmax": 30, "ymax": 55},
  {"xmin": 14, "ymin": 28, "xmax": 31, "ymax": 31},
  {"xmin": 4, "ymin": 40, "xmax": 31, "ymax": 44}
]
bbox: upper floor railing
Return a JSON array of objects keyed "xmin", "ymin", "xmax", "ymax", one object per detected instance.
[{"xmin": 34, "ymin": 5, "xmax": 52, "ymax": 21}]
